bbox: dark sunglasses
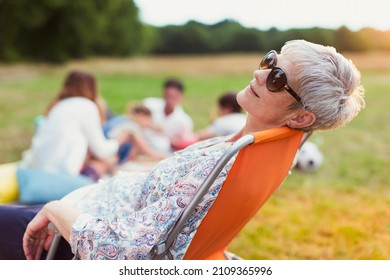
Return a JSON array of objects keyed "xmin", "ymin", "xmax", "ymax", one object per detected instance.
[{"xmin": 259, "ymin": 50, "xmax": 303, "ymax": 105}]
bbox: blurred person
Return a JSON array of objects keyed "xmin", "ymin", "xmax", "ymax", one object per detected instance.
[
  {"xmin": 143, "ymin": 78, "xmax": 194, "ymax": 150},
  {"xmin": 95, "ymin": 95, "xmax": 115, "ymax": 124},
  {"xmin": 102, "ymin": 103, "xmax": 168, "ymax": 161},
  {"xmin": 0, "ymin": 40, "xmax": 365, "ymax": 260},
  {"xmin": 20, "ymin": 70, "xmax": 129, "ymax": 182},
  {"xmin": 129, "ymin": 104, "xmax": 172, "ymax": 155},
  {"xmin": 196, "ymin": 91, "xmax": 247, "ymax": 140}
]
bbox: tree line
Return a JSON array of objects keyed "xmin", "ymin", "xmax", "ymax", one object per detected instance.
[
  {"xmin": 151, "ymin": 20, "xmax": 390, "ymax": 54},
  {"xmin": 1, "ymin": 0, "xmax": 389, "ymax": 63}
]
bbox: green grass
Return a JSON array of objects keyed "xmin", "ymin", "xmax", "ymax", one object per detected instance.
[
  {"xmin": 229, "ymin": 185, "xmax": 390, "ymax": 259},
  {"xmin": 1, "ymin": 53, "xmax": 389, "ymax": 259}
]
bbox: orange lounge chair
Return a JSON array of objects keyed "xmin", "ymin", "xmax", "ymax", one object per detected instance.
[{"xmin": 150, "ymin": 126, "xmax": 304, "ymax": 260}]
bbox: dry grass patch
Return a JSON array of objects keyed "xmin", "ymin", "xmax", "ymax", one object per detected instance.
[
  {"xmin": 345, "ymin": 51, "xmax": 390, "ymax": 71},
  {"xmin": 2, "ymin": 51, "xmax": 390, "ymax": 80}
]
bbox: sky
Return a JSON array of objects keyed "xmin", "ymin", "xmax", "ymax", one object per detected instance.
[{"xmin": 133, "ymin": 0, "xmax": 390, "ymax": 31}]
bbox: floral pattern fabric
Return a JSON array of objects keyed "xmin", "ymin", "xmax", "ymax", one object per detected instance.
[{"xmin": 69, "ymin": 136, "xmax": 236, "ymax": 259}]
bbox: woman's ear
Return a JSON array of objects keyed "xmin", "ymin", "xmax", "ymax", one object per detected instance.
[{"xmin": 287, "ymin": 111, "xmax": 316, "ymax": 129}]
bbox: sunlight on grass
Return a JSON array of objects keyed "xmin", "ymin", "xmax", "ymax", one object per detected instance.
[{"xmin": 229, "ymin": 186, "xmax": 390, "ymax": 259}]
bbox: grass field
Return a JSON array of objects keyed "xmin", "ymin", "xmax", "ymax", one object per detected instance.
[{"xmin": 1, "ymin": 52, "xmax": 389, "ymax": 259}]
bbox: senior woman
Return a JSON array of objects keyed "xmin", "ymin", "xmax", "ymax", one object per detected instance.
[{"xmin": 0, "ymin": 39, "xmax": 365, "ymax": 260}]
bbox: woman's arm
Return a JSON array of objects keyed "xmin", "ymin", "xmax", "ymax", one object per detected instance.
[
  {"xmin": 82, "ymin": 100, "xmax": 119, "ymax": 159},
  {"xmin": 129, "ymin": 133, "xmax": 168, "ymax": 160},
  {"xmin": 23, "ymin": 200, "xmax": 81, "ymax": 260}
]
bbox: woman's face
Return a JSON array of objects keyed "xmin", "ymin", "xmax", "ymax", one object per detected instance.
[
  {"xmin": 237, "ymin": 53, "xmax": 300, "ymax": 129},
  {"xmin": 164, "ymin": 86, "xmax": 183, "ymax": 111}
]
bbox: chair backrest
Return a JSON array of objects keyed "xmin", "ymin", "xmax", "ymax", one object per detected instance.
[{"xmin": 183, "ymin": 126, "xmax": 303, "ymax": 259}]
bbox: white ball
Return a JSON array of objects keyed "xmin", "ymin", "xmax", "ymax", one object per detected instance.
[{"xmin": 295, "ymin": 141, "xmax": 324, "ymax": 172}]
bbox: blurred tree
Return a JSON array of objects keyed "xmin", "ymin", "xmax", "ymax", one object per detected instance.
[
  {"xmin": 177, "ymin": 20, "xmax": 211, "ymax": 53},
  {"xmin": 91, "ymin": 0, "xmax": 143, "ymax": 56},
  {"xmin": 208, "ymin": 19, "xmax": 246, "ymax": 52},
  {"xmin": 334, "ymin": 26, "xmax": 370, "ymax": 52},
  {"xmin": 210, "ymin": 20, "xmax": 265, "ymax": 53},
  {"xmin": 303, "ymin": 27, "xmax": 336, "ymax": 46},
  {"xmin": 0, "ymin": 0, "xmax": 143, "ymax": 62},
  {"xmin": 359, "ymin": 28, "xmax": 390, "ymax": 51},
  {"xmin": 154, "ymin": 20, "xmax": 211, "ymax": 54},
  {"xmin": 153, "ymin": 19, "xmax": 266, "ymax": 54},
  {"xmin": 263, "ymin": 27, "xmax": 285, "ymax": 51},
  {"xmin": 276, "ymin": 28, "xmax": 335, "ymax": 47},
  {"xmin": 138, "ymin": 24, "xmax": 159, "ymax": 54},
  {"xmin": 223, "ymin": 28, "xmax": 263, "ymax": 52}
]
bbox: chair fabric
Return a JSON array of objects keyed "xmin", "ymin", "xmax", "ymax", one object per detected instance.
[{"xmin": 183, "ymin": 126, "xmax": 303, "ymax": 259}]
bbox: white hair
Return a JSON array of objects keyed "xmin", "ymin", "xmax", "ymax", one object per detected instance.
[{"xmin": 281, "ymin": 40, "xmax": 365, "ymax": 131}]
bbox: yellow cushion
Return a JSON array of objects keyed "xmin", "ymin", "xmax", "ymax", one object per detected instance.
[{"xmin": 0, "ymin": 162, "xmax": 19, "ymax": 204}]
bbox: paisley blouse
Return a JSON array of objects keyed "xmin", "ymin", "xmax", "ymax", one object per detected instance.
[{"xmin": 69, "ymin": 136, "xmax": 236, "ymax": 259}]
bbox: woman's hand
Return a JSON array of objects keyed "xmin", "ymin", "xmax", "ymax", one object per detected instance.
[
  {"xmin": 23, "ymin": 206, "xmax": 56, "ymax": 260},
  {"xmin": 23, "ymin": 200, "xmax": 82, "ymax": 260}
]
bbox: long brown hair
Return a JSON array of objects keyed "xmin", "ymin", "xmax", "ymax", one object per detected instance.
[{"xmin": 45, "ymin": 70, "xmax": 98, "ymax": 116}]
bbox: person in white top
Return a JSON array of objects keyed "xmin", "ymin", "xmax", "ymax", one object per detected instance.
[
  {"xmin": 143, "ymin": 78, "xmax": 194, "ymax": 151},
  {"xmin": 196, "ymin": 91, "xmax": 247, "ymax": 140},
  {"xmin": 21, "ymin": 70, "xmax": 128, "ymax": 180}
]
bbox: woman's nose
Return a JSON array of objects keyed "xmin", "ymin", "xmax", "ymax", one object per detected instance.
[{"xmin": 253, "ymin": 69, "xmax": 269, "ymax": 86}]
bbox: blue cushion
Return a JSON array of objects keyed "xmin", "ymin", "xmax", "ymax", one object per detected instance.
[{"xmin": 16, "ymin": 166, "xmax": 94, "ymax": 204}]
